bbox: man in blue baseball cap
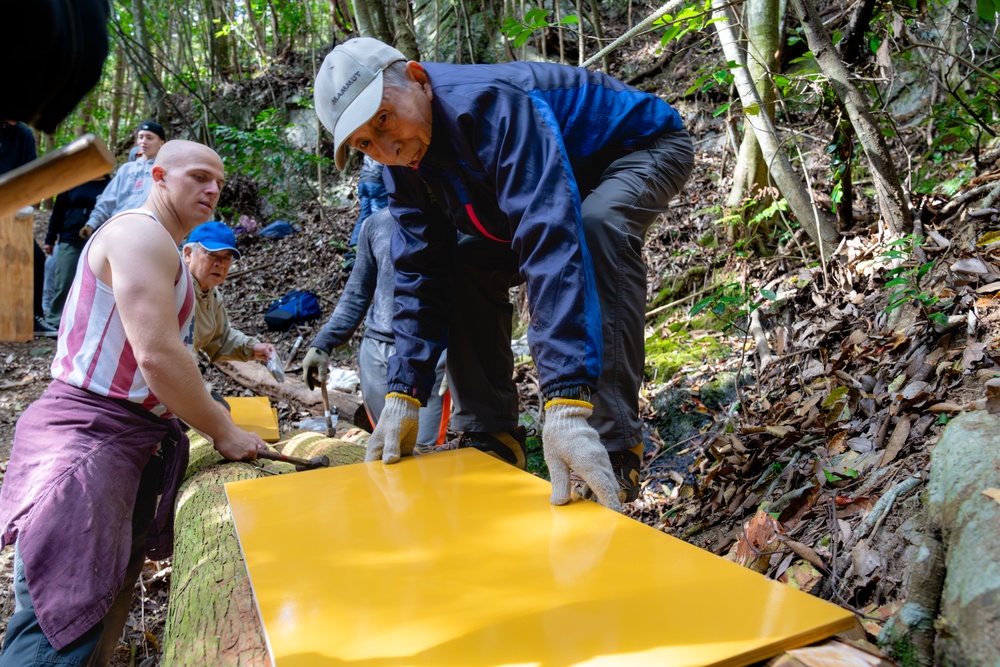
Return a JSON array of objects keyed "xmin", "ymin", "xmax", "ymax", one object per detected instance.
[{"xmin": 183, "ymin": 221, "xmax": 275, "ymax": 365}]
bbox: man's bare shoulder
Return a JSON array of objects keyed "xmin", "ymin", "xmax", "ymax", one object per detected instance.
[{"xmin": 89, "ymin": 212, "xmax": 179, "ymax": 285}]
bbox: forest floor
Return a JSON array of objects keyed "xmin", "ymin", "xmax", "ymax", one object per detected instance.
[{"xmin": 2, "ymin": 138, "xmax": 998, "ymax": 665}]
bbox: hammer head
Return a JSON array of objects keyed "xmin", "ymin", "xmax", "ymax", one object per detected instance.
[{"xmin": 293, "ymin": 455, "xmax": 330, "ymax": 471}]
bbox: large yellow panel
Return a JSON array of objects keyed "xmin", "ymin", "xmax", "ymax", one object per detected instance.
[
  {"xmin": 227, "ymin": 396, "xmax": 280, "ymax": 442},
  {"xmin": 226, "ymin": 449, "xmax": 854, "ymax": 667}
]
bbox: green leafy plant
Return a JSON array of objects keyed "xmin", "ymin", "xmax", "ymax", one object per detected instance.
[
  {"xmin": 211, "ymin": 108, "xmax": 330, "ymax": 217},
  {"xmin": 501, "ymin": 9, "xmax": 578, "ymax": 49},
  {"xmin": 689, "ymin": 282, "xmax": 777, "ymax": 333},
  {"xmin": 878, "ymin": 235, "xmax": 947, "ymax": 326}
]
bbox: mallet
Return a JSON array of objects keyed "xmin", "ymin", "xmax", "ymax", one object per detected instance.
[{"xmin": 256, "ymin": 448, "xmax": 330, "ymax": 471}]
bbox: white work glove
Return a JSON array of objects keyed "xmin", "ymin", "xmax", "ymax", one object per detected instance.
[
  {"xmin": 543, "ymin": 399, "xmax": 623, "ymax": 512},
  {"xmin": 365, "ymin": 393, "xmax": 420, "ymax": 464}
]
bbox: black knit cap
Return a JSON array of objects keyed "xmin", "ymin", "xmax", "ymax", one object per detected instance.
[{"xmin": 138, "ymin": 120, "xmax": 166, "ymax": 141}]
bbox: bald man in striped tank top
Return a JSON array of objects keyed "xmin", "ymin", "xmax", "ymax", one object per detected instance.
[{"xmin": 0, "ymin": 140, "xmax": 267, "ymax": 666}]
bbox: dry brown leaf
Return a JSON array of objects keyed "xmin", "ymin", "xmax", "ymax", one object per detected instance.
[
  {"xmin": 734, "ymin": 510, "xmax": 783, "ymax": 572},
  {"xmin": 983, "ymin": 488, "xmax": 1000, "ymax": 505},
  {"xmin": 879, "ymin": 416, "xmax": 911, "ymax": 467},
  {"xmin": 779, "ymin": 560, "xmax": 823, "ymax": 593},
  {"xmin": 781, "ymin": 537, "xmax": 826, "ymax": 570},
  {"xmin": 975, "ymin": 281, "xmax": 1000, "ymax": 294},
  {"xmin": 899, "ymin": 381, "xmax": 929, "ymax": 401},
  {"xmin": 963, "ymin": 342, "xmax": 988, "ymax": 371},
  {"xmin": 928, "ymin": 401, "xmax": 964, "ymax": 413},
  {"xmin": 952, "ymin": 257, "xmax": 991, "ymax": 275},
  {"xmin": 828, "ymin": 431, "xmax": 848, "ymax": 455},
  {"xmin": 836, "ymin": 496, "xmax": 876, "ymax": 519}
]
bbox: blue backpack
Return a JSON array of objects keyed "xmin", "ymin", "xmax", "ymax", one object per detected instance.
[{"xmin": 265, "ymin": 290, "xmax": 322, "ymax": 331}]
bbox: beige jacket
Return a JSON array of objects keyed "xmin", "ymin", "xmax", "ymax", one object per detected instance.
[{"xmin": 192, "ymin": 278, "xmax": 259, "ymax": 363}]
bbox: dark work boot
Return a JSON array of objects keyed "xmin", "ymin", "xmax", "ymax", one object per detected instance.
[{"xmin": 457, "ymin": 426, "xmax": 527, "ymax": 470}]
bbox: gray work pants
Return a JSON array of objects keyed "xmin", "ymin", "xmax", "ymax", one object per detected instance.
[
  {"xmin": 448, "ymin": 129, "xmax": 694, "ymax": 450},
  {"xmin": 360, "ymin": 336, "xmax": 447, "ymax": 445}
]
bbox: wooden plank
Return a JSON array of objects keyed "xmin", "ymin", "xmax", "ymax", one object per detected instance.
[
  {"xmin": 228, "ymin": 449, "xmax": 855, "ymax": 667},
  {"xmin": 0, "ymin": 134, "xmax": 115, "ymax": 219},
  {"xmin": 0, "ymin": 208, "xmax": 34, "ymax": 341}
]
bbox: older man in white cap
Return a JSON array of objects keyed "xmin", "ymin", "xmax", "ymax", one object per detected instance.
[{"xmin": 313, "ymin": 38, "xmax": 694, "ymax": 512}]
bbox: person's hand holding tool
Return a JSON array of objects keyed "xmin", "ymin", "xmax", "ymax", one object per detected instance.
[{"xmin": 302, "ymin": 347, "xmax": 329, "ymax": 389}]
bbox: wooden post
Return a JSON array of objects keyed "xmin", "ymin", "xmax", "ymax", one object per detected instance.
[
  {"xmin": 0, "ymin": 207, "xmax": 34, "ymax": 342},
  {"xmin": 0, "ymin": 134, "xmax": 115, "ymax": 342}
]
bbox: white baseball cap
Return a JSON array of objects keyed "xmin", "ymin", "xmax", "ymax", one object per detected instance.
[{"xmin": 314, "ymin": 38, "xmax": 407, "ymax": 170}]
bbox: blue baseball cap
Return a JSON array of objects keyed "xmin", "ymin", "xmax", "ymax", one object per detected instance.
[{"xmin": 187, "ymin": 221, "xmax": 241, "ymax": 260}]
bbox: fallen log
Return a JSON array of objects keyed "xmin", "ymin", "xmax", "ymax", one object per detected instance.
[
  {"xmin": 214, "ymin": 359, "xmax": 371, "ymax": 430},
  {"xmin": 881, "ymin": 410, "xmax": 1000, "ymax": 666},
  {"xmin": 162, "ymin": 431, "xmax": 365, "ymax": 666}
]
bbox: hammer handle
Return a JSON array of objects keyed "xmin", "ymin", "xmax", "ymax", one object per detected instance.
[
  {"xmin": 256, "ymin": 449, "xmax": 314, "ymax": 467},
  {"xmin": 0, "ymin": 134, "xmax": 115, "ymax": 219}
]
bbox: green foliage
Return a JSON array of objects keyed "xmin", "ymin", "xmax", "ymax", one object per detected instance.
[
  {"xmin": 654, "ymin": 1, "xmax": 719, "ymax": 47},
  {"xmin": 501, "ymin": 9, "xmax": 578, "ymax": 49},
  {"xmin": 644, "ymin": 328, "xmax": 727, "ymax": 381},
  {"xmin": 689, "ymin": 282, "xmax": 776, "ymax": 333},
  {"xmin": 978, "ymin": 0, "xmax": 999, "ymax": 21},
  {"xmin": 211, "ymin": 108, "xmax": 331, "ymax": 217},
  {"xmin": 878, "ymin": 235, "xmax": 947, "ymax": 326}
]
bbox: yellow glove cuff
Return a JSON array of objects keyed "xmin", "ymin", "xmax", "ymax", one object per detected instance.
[
  {"xmin": 544, "ymin": 398, "xmax": 594, "ymax": 411},
  {"xmin": 386, "ymin": 392, "xmax": 422, "ymax": 409}
]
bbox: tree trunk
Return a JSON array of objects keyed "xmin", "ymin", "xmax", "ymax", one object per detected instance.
[
  {"xmin": 162, "ymin": 433, "xmax": 366, "ymax": 666},
  {"xmin": 108, "ymin": 53, "xmax": 128, "ymax": 152},
  {"xmin": 726, "ymin": 0, "xmax": 779, "ymax": 211},
  {"xmin": 129, "ymin": 0, "xmax": 168, "ymax": 118},
  {"xmin": 788, "ymin": 0, "xmax": 912, "ymax": 237},
  {"xmin": 881, "ymin": 411, "xmax": 1000, "ymax": 667},
  {"xmin": 712, "ymin": 0, "xmax": 839, "ymax": 258},
  {"xmin": 388, "ymin": 0, "xmax": 420, "ymax": 59},
  {"xmin": 354, "ymin": 0, "xmax": 393, "ymax": 44},
  {"xmin": 162, "ymin": 459, "xmax": 268, "ymax": 666}
]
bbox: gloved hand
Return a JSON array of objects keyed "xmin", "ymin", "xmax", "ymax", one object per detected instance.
[
  {"xmin": 365, "ymin": 393, "xmax": 420, "ymax": 464},
  {"xmin": 543, "ymin": 399, "xmax": 623, "ymax": 512},
  {"xmin": 302, "ymin": 347, "xmax": 329, "ymax": 390},
  {"xmin": 78, "ymin": 224, "xmax": 95, "ymax": 240}
]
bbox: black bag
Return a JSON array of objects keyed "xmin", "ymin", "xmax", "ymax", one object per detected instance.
[{"xmin": 264, "ymin": 290, "xmax": 322, "ymax": 331}]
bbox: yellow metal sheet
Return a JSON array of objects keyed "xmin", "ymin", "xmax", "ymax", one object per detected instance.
[
  {"xmin": 226, "ymin": 396, "xmax": 280, "ymax": 442},
  {"xmin": 226, "ymin": 449, "xmax": 854, "ymax": 667}
]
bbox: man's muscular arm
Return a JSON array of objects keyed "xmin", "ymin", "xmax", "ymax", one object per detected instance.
[{"xmin": 89, "ymin": 215, "xmax": 263, "ymax": 460}]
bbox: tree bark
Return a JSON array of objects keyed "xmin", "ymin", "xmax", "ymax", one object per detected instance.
[
  {"xmin": 129, "ymin": 0, "xmax": 168, "ymax": 118},
  {"xmin": 388, "ymin": 0, "xmax": 420, "ymax": 59},
  {"xmin": 162, "ymin": 433, "xmax": 366, "ymax": 666},
  {"xmin": 727, "ymin": 0, "xmax": 779, "ymax": 211},
  {"xmin": 712, "ymin": 0, "xmax": 839, "ymax": 258},
  {"xmin": 881, "ymin": 411, "xmax": 1000, "ymax": 667},
  {"xmin": 788, "ymin": 0, "xmax": 912, "ymax": 237}
]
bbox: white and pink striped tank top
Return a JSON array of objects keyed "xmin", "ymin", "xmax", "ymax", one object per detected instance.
[{"xmin": 51, "ymin": 209, "xmax": 196, "ymax": 416}]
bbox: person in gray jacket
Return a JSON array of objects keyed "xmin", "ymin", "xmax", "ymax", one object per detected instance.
[
  {"xmin": 79, "ymin": 120, "xmax": 166, "ymax": 239},
  {"xmin": 302, "ymin": 209, "xmax": 446, "ymax": 446}
]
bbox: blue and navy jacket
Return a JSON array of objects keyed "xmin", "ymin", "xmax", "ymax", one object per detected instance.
[{"xmin": 385, "ymin": 61, "xmax": 683, "ymax": 402}]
